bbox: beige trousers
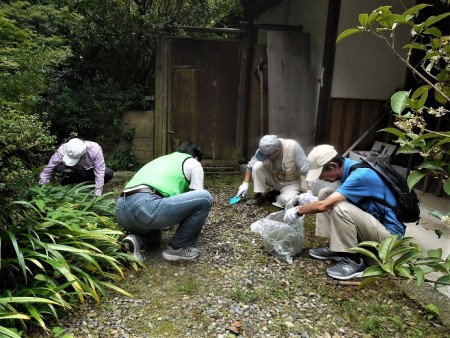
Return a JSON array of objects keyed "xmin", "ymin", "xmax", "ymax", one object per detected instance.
[
  {"xmin": 316, "ymin": 188, "xmax": 391, "ymax": 253},
  {"xmin": 251, "ymin": 161, "xmax": 304, "ymax": 207}
]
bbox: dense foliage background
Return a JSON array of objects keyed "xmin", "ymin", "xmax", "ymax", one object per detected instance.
[{"xmin": 1, "ymin": 0, "xmax": 242, "ymax": 144}]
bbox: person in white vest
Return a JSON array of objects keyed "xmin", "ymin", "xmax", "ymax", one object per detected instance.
[{"xmin": 235, "ymin": 135, "xmax": 312, "ymax": 208}]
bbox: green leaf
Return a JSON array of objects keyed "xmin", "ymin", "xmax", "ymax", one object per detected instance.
[
  {"xmin": 411, "ymin": 86, "xmax": 431, "ymax": 100},
  {"xmin": 396, "ymin": 144, "xmax": 417, "ymax": 154},
  {"xmin": 351, "ymin": 247, "xmax": 381, "ymax": 264},
  {"xmin": 396, "ymin": 266, "xmax": 413, "ymax": 279},
  {"xmin": 386, "ymin": 246, "xmax": 417, "ymax": 262},
  {"xmin": 435, "ymin": 137, "xmax": 450, "ymax": 148},
  {"xmin": 378, "ymin": 236, "xmax": 397, "ymax": 262},
  {"xmin": 437, "ymin": 261, "xmax": 450, "ymax": 274},
  {"xmin": 380, "ymin": 260, "xmax": 395, "ymax": 274},
  {"xmin": 359, "ymin": 13, "xmax": 369, "ymax": 26},
  {"xmin": 423, "ymin": 27, "xmax": 442, "ymax": 37},
  {"xmin": 414, "ymin": 266, "xmax": 425, "ymax": 286},
  {"xmin": 363, "ymin": 265, "xmax": 388, "ymax": 277},
  {"xmin": 357, "ymin": 240, "xmax": 380, "ymax": 248},
  {"xmin": 427, "ymin": 248, "xmax": 443, "ymax": 259},
  {"xmin": 395, "ymin": 249, "xmax": 422, "ymax": 267},
  {"xmin": 403, "ymin": 42, "xmax": 427, "ymax": 51},
  {"xmin": 336, "ymin": 28, "xmax": 361, "ymax": 43},
  {"xmin": 415, "ymin": 133, "xmax": 442, "ymax": 142},
  {"xmin": 434, "ymin": 88, "xmax": 448, "ymax": 105},
  {"xmin": 431, "ymin": 261, "xmax": 450, "ymax": 275},
  {"xmin": 391, "ymin": 91, "xmax": 410, "ymax": 113},
  {"xmin": 423, "ymin": 51, "xmax": 442, "ymax": 60},
  {"xmin": 419, "ymin": 159, "xmax": 444, "ymax": 170},
  {"xmin": 24, "ymin": 303, "xmax": 47, "ymax": 330},
  {"xmin": 424, "ymin": 13, "xmax": 450, "ymax": 28},
  {"xmin": 36, "ymin": 199, "xmax": 45, "ymax": 211},
  {"xmin": 0, "ymin": 327, "xmax": 22, "ymax": 338},
  {"xmin": 368, "ymin": 11, "xmax": 381, "ymax": 24},
  {"xmin": 435, "ymin": 275, "xmax": 450, "ymax": 287},
  {"xmin": 0, "ymin": 297, "xmax": 59, "ymax": 305},
  {"xmin": 380, "ymin": 127, "xmax": 407, "ymax": 140},
  {"xmin": 378, "ymin": 14, "xmax": 402, "ymax": 28},
  {"xmin": 444, "ymin": 178, "xmax": 450, "ymax": 196},
  {"xmin": 403, "ymin": 4, "xmax": 430, "ymax": 17},
  {"xmin": 407, "ymin": 170, "xmax": 427, "ymax": 191},
  {"xmin": 417, "ymin": 257, "xmax": 442, "ymax": 265}
]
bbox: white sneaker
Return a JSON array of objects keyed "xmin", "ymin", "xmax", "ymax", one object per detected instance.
[
  {"xmin": 272, "ymin": 201, "xmax": 284, "ymax": 208},
  {"xmin": 122, "ymin": 235, "xmax": 145, "ymax": 263}
]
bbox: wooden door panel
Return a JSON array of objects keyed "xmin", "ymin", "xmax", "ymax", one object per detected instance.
[{"xmin": 168, "ymin": 39, "xmax": 242, "ymax": 166}]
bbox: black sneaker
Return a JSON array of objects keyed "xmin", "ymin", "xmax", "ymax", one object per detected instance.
[
  {"xmin": 309, "ymin": 245, "xmax": 343, "ymax": 261},
  {"xmin": 246, "ymin": 193, "xmax": 270, "ymax": 206},
  {"xmin": 326, "ymin": 257, "xmax": 366, "ymax": 280}
]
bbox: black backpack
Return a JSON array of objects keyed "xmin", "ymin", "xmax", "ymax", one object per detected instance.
[{"xmin": 348, "ymin": 160, "xmax": 420, "ymax": 224}]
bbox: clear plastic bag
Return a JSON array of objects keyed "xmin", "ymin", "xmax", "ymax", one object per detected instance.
[{"xmin": 250, "ymin": 210, "xmax": 305, "ymax": 264}]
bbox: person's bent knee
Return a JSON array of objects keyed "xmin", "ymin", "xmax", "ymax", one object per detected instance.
[
  {"xmin": 318, "ymin": 187, "xmax": 335, "ymax": 201},
  {"xmin": 204, "ymin": 190, "xmax": 213, "ymax": 207},
  {"xmin": 251, "ymin": 161, "xmax": 265, "ymax": 176},
  {"xmin": 277, "ymin": 192, "xmax": 294, "ymax": 207},
  {"xmin": 104, "ymin": 167, "xmax": 114, "ymax": 183}
]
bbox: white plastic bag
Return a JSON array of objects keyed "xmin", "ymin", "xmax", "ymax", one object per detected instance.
[{"xmin": 250, "ymin": 210, "xmax": 304, "ymax": 264}]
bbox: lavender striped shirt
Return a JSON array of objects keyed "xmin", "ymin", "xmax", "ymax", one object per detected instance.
[{"xmin": 39, "ymin": 141, "xmax": 106, "ymax": 195}]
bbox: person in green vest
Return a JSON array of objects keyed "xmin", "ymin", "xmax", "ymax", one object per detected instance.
[{"xmin": 116, "ymin": 141, "xmax": 213, "ymax": 263}]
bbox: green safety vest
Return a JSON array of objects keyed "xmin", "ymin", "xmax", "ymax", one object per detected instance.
[{"xmin": 125, "ymin": 152, "xmax": 191, "ymax": 197}]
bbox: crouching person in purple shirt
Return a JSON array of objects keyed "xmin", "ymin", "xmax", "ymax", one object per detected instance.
[{"xmin": 39, "ymin": 138, "xmax": 113, "ymax": 196}]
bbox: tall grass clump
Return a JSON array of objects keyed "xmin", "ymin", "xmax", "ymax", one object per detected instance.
[{"xmin": 0, "ymin": 183, "xmax": 138, "ymax": 336}]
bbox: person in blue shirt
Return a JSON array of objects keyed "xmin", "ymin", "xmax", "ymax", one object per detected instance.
[{"xmin": 284, "ymin": 144, "xmax": 406, "ymax": 280}]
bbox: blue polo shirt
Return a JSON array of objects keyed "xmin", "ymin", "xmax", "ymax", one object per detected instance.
[{"xmin": 336, "ymin": 158, "xmax": 406, "ymax": 236}]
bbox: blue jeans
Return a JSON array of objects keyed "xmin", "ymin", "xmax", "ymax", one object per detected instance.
[{"xmin": 115, "ymin": 190, "xmax": 213, "ymax": 248}]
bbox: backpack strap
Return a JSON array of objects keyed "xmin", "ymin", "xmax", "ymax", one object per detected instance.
[{"xmin": 347, "ymin": 159, "xmax": 390, "ymax": 221}]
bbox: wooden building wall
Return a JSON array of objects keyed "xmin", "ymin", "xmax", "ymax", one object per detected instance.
[{"xmin": 326, "ymin": 98, "xmax": 390, "ymax": 155}]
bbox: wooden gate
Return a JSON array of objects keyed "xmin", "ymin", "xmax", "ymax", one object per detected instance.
[{"xmin": 155, "ymin": 37, "xmax": 247, "ymax": 167}]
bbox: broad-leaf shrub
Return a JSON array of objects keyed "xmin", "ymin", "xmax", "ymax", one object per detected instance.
[
  {"xmin": 353, "ymin": 235, "xmax": 450, "ymax": 288},
  {"xmin": 337, "ymin": 4, "xmax": 450, "ymax": 204},
  {"xmin": 0, "ymin": 104, "xmax": 55, "ymax": 219},
  {"xmin": 0, "ymin": 183, "xmax": 138, "ymax": 335}
]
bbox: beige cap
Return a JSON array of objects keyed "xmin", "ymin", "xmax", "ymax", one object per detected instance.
[{"xmin": 306, "ymin": 144, "xmax": 338, "ymax": 181}]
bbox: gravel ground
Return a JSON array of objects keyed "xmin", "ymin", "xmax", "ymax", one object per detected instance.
[{"xmin": 31, "ymin": 172, "xmax": 449, "ymax": 338}]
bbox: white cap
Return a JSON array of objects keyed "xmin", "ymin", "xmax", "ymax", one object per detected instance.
[
  {"xmin": 63, "ymin": 138, "xmax": 86, "ymax": 166},
  {"xmin": 306, "ymin": 144, "xmax": 338, "ymax": 181},
  {"xmin": 256, "ymin": 135, "xmax": 280, "ymax": 161}
]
